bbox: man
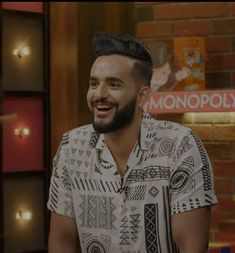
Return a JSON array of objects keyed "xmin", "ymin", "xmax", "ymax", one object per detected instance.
[{"xmin": 47, "ymin": 32, "xmax": 217, "ymax": 253}]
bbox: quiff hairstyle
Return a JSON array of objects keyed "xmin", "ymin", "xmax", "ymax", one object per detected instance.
[{"xmin": 92, "ymin": 32, "xmax": 153, "ymax": 87}]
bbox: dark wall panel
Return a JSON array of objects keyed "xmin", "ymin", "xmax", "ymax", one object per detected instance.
[
  {"xmin": 3, "ymin": 176, "xmax": 45, "ymax": 253},
  {"xmin": 2, "ymin": 12, "xmax": 44, "ymax": 91},
  {"xmin": 2, "ymin": 97, "xmax": 43, "ymax": 172},
  {"xmin": 2, "ymin": 2, "xmax": 43, "ymax": 13}
]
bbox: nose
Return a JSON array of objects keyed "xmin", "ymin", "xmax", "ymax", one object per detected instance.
[{"xmin": 94, "ymin": 83, "xmax": 108, "ymax": 100}]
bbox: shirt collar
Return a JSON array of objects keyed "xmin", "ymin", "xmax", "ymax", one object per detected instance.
[
  {"xmin": 90, "ymin": 112, "xmax": 158, "ymax": 151},
  {"xmin": 139, "ymin": 112, "xmax": 159, "ymax": 150}
]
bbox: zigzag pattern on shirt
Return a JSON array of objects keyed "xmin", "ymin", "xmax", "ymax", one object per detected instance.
[
  {"xmin": 190, "ymin": 131, "xmax": 212, "ymax": 191},
  {"xmin": 126, "ymin": 185, "xmax": 147, "ymax": 201},
  {"xmin": 130, "ymin": 214, "xmax": 140, "ymax": 242},
  {"xmin": 89, "ymin": 131, "xmax": 100, "ymax": 148},
  {"xmin": 119, "ymin": 214, "xmax": 141, "ymax": 245},
  {"xmin": 79, "ymin": 195, "xmax": 116, "ymax": 230},
  {"xmin": 61, "ymin": 165, "xmax": 71, "ymax": 191},
  {"xmin": 144, "ymin": 204, "xmax": 161, "ymax": 253}
]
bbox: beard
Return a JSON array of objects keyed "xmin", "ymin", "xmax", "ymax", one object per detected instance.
[{"xmin": 92, "ymin": 96, "xmax": 137, "ymax": 133}]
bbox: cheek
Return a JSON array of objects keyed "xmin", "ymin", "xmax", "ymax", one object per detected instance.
[{"xmin": 86, "ymin": 90, "xmax": 93, "ymax": 107}]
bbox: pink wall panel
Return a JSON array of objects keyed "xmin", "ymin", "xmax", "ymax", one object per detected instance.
[
  {"xmin": 2, "ymin": 2, "xmax": 43, "ymax": 13},
  {"xmin": 2, "ymin": 97, "xmax": 44, "ymax": 172}
]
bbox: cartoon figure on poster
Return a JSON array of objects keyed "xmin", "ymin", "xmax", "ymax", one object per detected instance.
[{"xmin": 148, "ymin": 37, "xmax": 205, "ymax": 92}]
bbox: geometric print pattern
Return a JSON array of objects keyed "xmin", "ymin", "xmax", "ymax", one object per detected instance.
[
  {"xmin": 126, "ymin": 166, "xmax": 170, "ymax": 184},
  {"xmin": 172, "ymin": 198, "xmax": 202, "ymax": 215},
  {"xmin": 81, "ymin": 233, "xmax": 111, "ymax": 253},
  {"xmin": 126, "ymin": 185, "xmax": 147, "ymax": 201},
  {"xmin": 72, "ymin": 178, "xmax": 122, "ymax": 194},
  {"xmin": 48, "ymin": 178, "xmax": 59, "ymax": 212},
  {"xmin": 190, "ymin": 131, "xmax": 212, "ymax": 191},
  {"xmin": 159, "ymin": 138, "xmax": 176, "ymax": 157},
  {"xmin": 169, "ymin": 156, "xmax": 195, "ymax": 194},
  {"xmin": 173, "ymin": 135, "xmax": 193, "ymax": 162},
  {"xmin": 144, "ymin": 204, "xmax": 161, "ymax": 253},
  {"xmin": 149, "ymin": 186, "xmax": 159, "ymax": 198},
  {"xmin": 47, "ymin": 112, "xmax": 217, "ymax": 252},
  {"xmin": 79, "ymin": 195, "xmax": 116, "ymax": 230},
  {"xmin": 119, "ymin": 214, "xmax": 141, "ymax": 245},
  {"xmin": 162, "ymin": 186, "xmax": 179, "ymax": 253}
]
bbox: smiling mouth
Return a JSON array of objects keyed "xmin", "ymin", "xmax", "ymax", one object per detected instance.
[
  {"xmin": 93, "ymin": 102, "xmax": 116, "ymax": 117},
  {"xmin": 96, "ymin": 104, "xmax": 113, "ymax": 111}
]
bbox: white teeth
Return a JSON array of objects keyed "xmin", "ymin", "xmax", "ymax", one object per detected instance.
[{"xmin": 96, "ymin": 105, "xmax": 112, "ymax": 110}]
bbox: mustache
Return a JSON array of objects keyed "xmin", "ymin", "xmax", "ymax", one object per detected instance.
[{"xmin": 92, "ymin": 99, "xmax": 117, "ymax": 107}]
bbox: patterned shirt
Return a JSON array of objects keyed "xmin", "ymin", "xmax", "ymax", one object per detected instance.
[{"xmin": 47, "ymin": 112, "xmax": 217, "ymax": 253}]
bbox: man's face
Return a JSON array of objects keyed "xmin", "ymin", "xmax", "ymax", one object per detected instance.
[{"xmin": 87, "ymin": 54, "xmax": 140, "ymax": 133}]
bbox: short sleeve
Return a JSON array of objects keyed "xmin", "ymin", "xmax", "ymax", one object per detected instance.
[
  {"xmin": 47, "ymin": 132, "xmax": 75, "ymax": 218},
  {"xmin": 170, "ymin": 129, "xmax": 217, "ymax": 216}
]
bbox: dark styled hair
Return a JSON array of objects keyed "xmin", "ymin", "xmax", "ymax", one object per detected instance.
[{"xmin": 92, "ymin": 32, "xmax": 153, "ymax": 87}]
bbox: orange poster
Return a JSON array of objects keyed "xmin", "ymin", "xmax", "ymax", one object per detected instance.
[{"xmin": 173, "ymin": 37, "xmax": 205, "ymax": 91}]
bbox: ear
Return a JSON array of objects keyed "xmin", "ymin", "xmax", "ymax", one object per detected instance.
[{"xmin": 137, "ymin": 86, "xmax": 151, "ymax": 108}]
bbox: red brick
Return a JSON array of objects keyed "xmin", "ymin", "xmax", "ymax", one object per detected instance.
[
  {"xmin": 204, "ymin": 142, "xmax": 235, "ymax": 161},
  {"xmin": 232, "ymin": 3, "xmax": 235, "ymax": 16},
  {"xmin": 214, "ymin": 162, "xmax": 235, "ymax": 177},
  {"xmin": 174, "ymin": 20, "xmax": 211, "ymax": 36},
  {"xmin": 214, "ymin": 179, "xmax": 234, "ymax": 195},
  {"xmin": 206, "ymin": 72, "xmax": 231, "ymax": 90},
  {"xmin": 153, "ymin": 3, "xmax": 193, "ymax": 20},
  {"xmin": 135, "ymin": 6, "xmax": 153, "ymax": 22},
  {"xmin": 213, "ymin": 124, "xmax": 235, "ymax": 141},
  {"xmin": 186, "ymin": 124, "xmax": 213, "ymax": 141},
  {"xmin": 213, "ymin": 196, "xmax": 235, "ymax": 212},
  {"xmin": 219, "ymin": 219, "xmax": 235, "ymax": 233},
  {"xmin": 194, "ymin": 3, "xmax": 230, "ymax": 18},
  {"xmin": 209, "ymin": 231, "xmax": 215, "ymax": 242},
  {"xmin": 232, "ymin": 72, "xmax": 235, "ymax": 87},
  {"xmin": 207, "ymin": 54, "xmax": 235, "ymax": 71},
  {"xmin": 206, "ymin": 37, "xmax": 231, "ymax": 53},
  {"xmin": 214, "ymin": 231, "xmax": 235, "ymax": 242},
  {"xmin": 211, "ymin": 211, "xmax": 235, "ymax": 229},
  {"xmin": 137, "ymin": 22, "xmax": 173, "ymax": 38},
  {"xmin": 213, "ymin": 19, "xmax": 235, "ymax": 35}
]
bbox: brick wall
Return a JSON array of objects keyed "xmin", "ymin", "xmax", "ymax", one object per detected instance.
[
  {"xmin": 135, "ymin": 2, "xmax": 235, "ymax": 242},
  {"xmin": 185, "ymin": 113, "xmax": 235, "ymax": 242},
  {"xmin": 135, "ymin": 2, "xmax": 235, "ymax": 89}
]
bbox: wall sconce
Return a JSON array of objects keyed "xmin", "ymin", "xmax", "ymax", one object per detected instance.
[
  {"xmin": 14, "ymin": 127, "xmax": 31, "ymax": 138},
  {"xmin": 16, "ymin": 210, "xmax": 32, "ymax": 221},
  {"xmin": 12, "ymin": 46, "xmax": 31, "ymax": 58}
]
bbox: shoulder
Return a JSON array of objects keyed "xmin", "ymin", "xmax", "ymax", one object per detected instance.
[
  {"xmin": 144, "ymin": 113, "xmax": 192, "ymax": 139},
  {"xmin": 60, "ymin": 124, "xmax": 94, "ymax": 148}
]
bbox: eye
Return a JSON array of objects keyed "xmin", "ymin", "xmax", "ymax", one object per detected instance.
[
  {"xmin": 109, "ymin": 82, "xmax": 122, "ymax": 89},
  {"xmin": 89, "ymin": 80, "xmax": 98, "ymax": 88}
]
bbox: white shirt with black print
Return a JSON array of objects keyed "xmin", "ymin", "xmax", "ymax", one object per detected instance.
[{"xmin": 47, "ymin": 112, "xmax": 217, "ymax": 253}]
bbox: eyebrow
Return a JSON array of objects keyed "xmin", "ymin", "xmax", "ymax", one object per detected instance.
[{"xmin": 89, "ymin": 76, "xmax": 125, "ymax": 84}]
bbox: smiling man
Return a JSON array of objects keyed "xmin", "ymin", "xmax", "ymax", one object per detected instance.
[{"xmin": 47, "ymin": 32, "xmax": 217, "ymax": 253}]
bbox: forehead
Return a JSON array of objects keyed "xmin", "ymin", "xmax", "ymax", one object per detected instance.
[{"xmin": 90, "ymin": 54, "xmax": 136, "ymax": 78}]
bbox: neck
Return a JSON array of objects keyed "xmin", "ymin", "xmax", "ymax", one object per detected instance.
[{"xmin": 104, "ymin": 111, "xmax": 142, "ymax": 161}]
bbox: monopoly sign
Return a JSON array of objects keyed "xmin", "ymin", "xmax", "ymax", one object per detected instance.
[{"xmin": 146, "ymin": 90, "xmax": 235, "ymax": 114}]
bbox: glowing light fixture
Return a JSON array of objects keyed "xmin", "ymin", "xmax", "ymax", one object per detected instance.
[
  {"xmin": 12, "ymin": 46, "xmax": 31, "ymax": 58},
  {"xmin": 16, "ymin": 210, "xmax": 32, "ymax": 221},
  {"xmin": 14, "ymin": 127, "xmax": 31, "ymax": 138}
]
